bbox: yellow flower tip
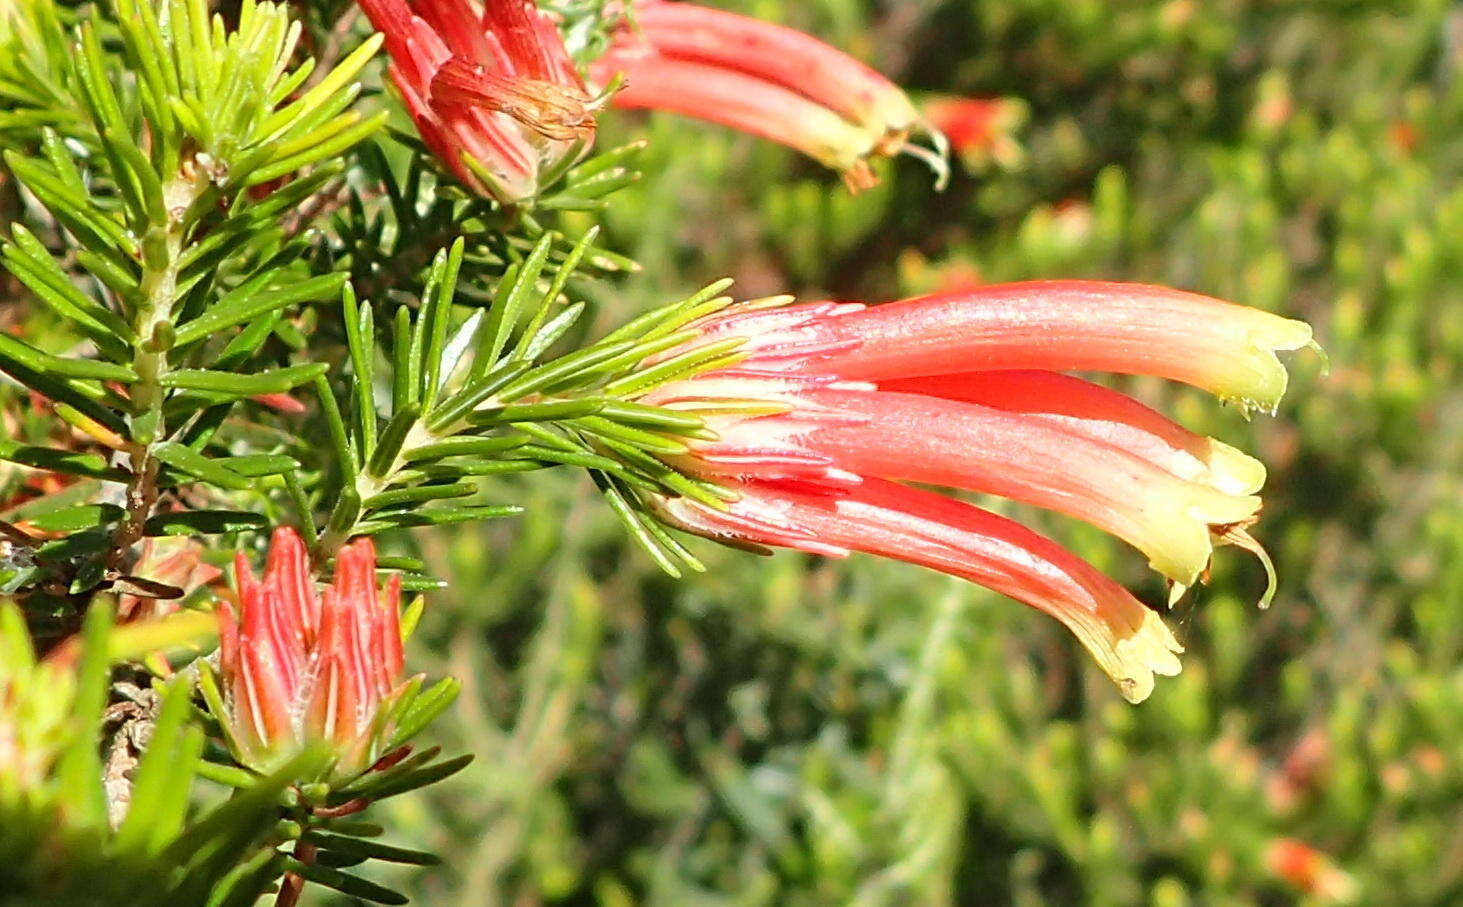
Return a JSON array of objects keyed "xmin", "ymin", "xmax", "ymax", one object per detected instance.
[
  {"xmin": 1188, "ymin": 491, "xmax": 1265, "ymax": 529},
  {"xmin": 1095, "ymin": 606, "xmax": 1185, "ymax": 705},
  {"xmin": 1217, "ymin": 314, "xmax": 1315, "ymax": 413},
  {"xmin": 1143, "ymin": 487, "xmax": 1262, "ymax": 587},
  {"xmin": 1201, "ymin": 439, "xmax": 1268, "ymax": 496},
  {"xmin": 1259, "ymin": 313, "xmax": 1316, "ymax": 353},
  {"xmin": 869, "ymin": 87, "xmax": 923, "ymax": 133},
  {"xmin": 1145, "ymin": 523, "xmax": 1212, "ymax": 589}
]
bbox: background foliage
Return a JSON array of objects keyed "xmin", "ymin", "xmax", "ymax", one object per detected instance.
[{"xmin": 0, "ymin": 0, "xmax": 1458, "ymax": 904}]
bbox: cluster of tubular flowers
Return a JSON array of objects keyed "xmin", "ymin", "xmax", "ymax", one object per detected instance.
[
  {"xmin": 357, "ymin": 0, "xmax": 598, "ymax": 203},
  {"xmin": 215, "ymin": 528, "xmax": 410, "ymax": 777},
  {"xmin": 590, "ymin": 0, "xmax": 947, "ymax": 191},
  {"xmin": 634, "ymin": 281, "xmax": 1312, "ymax": 703}
]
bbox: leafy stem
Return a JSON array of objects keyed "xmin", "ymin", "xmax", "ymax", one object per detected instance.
[{"xmin": 107, "ymin": 166, "xmax": 209, "ymax": 570}]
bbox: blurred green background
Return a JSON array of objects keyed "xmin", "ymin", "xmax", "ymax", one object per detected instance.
[{"xmin": 352, "ymin": 1, "xmax": 1462, "ymax": 903}]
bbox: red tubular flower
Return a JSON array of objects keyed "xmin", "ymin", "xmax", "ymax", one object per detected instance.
[
  {"xmin": 879, "ymin": 370, "xmax": 1267, "ymax": 497},
  {"xmin": 216, "ymin": 528, "xmax": 408, "ymax": 776},
  {"xmin": 635, "ymin": 283, "xmax": 1312, "ymax": 701},
  {"xmin": 591, "ymin": 0, "xmax": 946, "ymax": 191},
  {"xmin": 673, "ymin": 380, "xmax": 1259, "ymax": 585},
  {"xmin": 357, "ymin": 0, "xmax": 597, "ymax": 203},
  {"xmin": 657, "ymin": 478, "xmax": 1183, "ymax": 703},
  {"xmin": 760, "ymin": 281, "xmax": 1314, "ymax": 408}
]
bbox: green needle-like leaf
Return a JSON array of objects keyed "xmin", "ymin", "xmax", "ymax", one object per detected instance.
[
  {"xmin": 27, "ymin": 504, "xmax": 125, "ymax": 532},
  {"xmin": 0, "ymin": 440, "xmax": 128, "ymax": 481},
  {"xmin": 54, "ymin": 602, "xmax": 112, "ymax": 830},
  {"xmin": 287, "ymin": 861, "xmax": 408, "ymax": 905},
  {"xmin": 143, "ymin": 509, "xmax": 270, "ymax": 536},
  {"xmin": 153, "ymin": 441, "xmax": 252, "ymax": 490},
  {"xmin": 303, "ymin": 833, "xmax": 441, "ymax": 867},
  {"xmin": 162, "ymin": 361, "xmax": 328, "ymax": 396},
  {"xmin": 172, "ymin": 273, "xmax": 345, "ymax": 346},
  {"xmin": 476, "ymin": 233, "xmax": 554, "ymax": 371}
]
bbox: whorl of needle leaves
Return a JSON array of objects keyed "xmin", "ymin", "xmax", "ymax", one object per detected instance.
[{"xmin": 0, "ymin": 0, "xmax": 387, "ymax": 600}]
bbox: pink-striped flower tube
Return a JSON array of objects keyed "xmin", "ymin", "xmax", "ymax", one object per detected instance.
[
  {"xmin": 591, "ymin": 0, "xmax": 946, "ymax": 191},
  {"xmin": 357, "ymin": 0, "xmax": 597, "ymax": 203},
  {"xmin": 215, "ymin": 527, "xmax": 409, "ymax": 776},
  {"xmin": 639, "ymin": 282, "xmax": 1312, "ymax": 702}
]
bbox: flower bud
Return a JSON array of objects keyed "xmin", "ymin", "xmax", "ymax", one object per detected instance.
[{"xmin": 215, "ymin": 528, "xmax": 410, "ymax": 779}]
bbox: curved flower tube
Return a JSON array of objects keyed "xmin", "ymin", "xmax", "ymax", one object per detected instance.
[
  {"xmin": 672, "ymin": 381, "xmax": 1259, "ymax": 585},
  {"xmin": 357, "ymin": 0, "xmax": 597, "ymax": 203},
  {"xmin": 591, "ymin": 0, "xmax": 946, "ymax": 191},
  {"xmin": 655, "ymin": 477, "xmax": 1183, "ymax": 704},
  {"xmin": 215, "ymin": 527, "xmax": 409, "ymax": 777},
  {"xmin": 632, "ymin": 282, "xmax": 1311, "ymax": 701},
  {"xmin": 881, "ymin": 370, "xmax": 1267, "ymax": 496},
  {"xmin": 622, "ymin": 0, "xmax": 923, "ymax": 143},
  {"xmin": 789, "ymin": 281, "xmax": 1314, "ymax": 410},
  {"xmin": 599, "ymin": 57, "xmax": 890, "ymax": 191}
]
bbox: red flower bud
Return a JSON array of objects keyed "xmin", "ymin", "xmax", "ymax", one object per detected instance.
[{"xmin": 216, "ymin": 528, "xmax": 409, "ymax": 777}]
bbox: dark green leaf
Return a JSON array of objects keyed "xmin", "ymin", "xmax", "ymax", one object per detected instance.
[
  {"xmin": 203, "ymin": 847, "xmax": 286, "ymax": 907},
  {"xmin": 114, "ymin": 677, "xmax": 198, "ymax": 854},
  {"xmin": 387, "ymin": 678, "xmax": 461, "ymax": 749},
  {"xmin": 304, "ymin": 833, "xmax": 441, "ymax": 866},
  {"xmin": 288, "ymin": 861, "xmax": 408, "ymax": 905},
  {"xmin": 27, "ymin": 504, "xmax": 124, "ymax": 532},
  {"xmin": 357, "ymin": 504, "xmax": 522, "ymax": 533},
  {"xmin": 0, "ymin": 331, "xmax": 137, "ymax": 382},
  {"xmin": 55, "ymin": 602, "xmax": 111, "ymax": 829},
  {"xmin": 476, "ymin": 233, "xmax": 554, "ymax": 370},
  {"xmin": 361, "ymin": 481, "xmax": 475, "ymax": 511},
  {"xmin": 216, "ymin": 453, "xmax": 300, "ymax": 477},
  {"xmin": 367, "ymin": 403, "xmax": 421, "ymax": 478},
  {"xmin": 144, "ymin": 510, "xmax": 269, "ymax": 536},
  {"xmin": 399, "ymin": 432, "xmax": 528, "ymax": 464},
  {"xmin": 0, "ymin": 440, "xmax": 126, "ymax": 481}
]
